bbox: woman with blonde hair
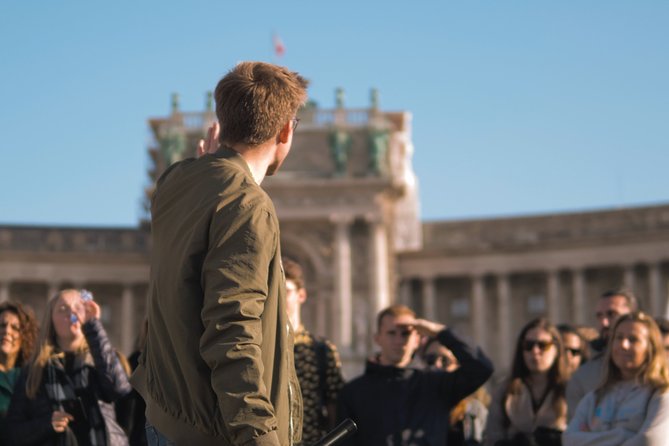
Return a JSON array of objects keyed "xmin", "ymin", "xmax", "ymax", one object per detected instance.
[
  {"xmin": 484, "ymin": 318, "xmax": 568, "ymax": 446},
  {"xmin": 564, "ymin": 311, "xmax": 669, "ymax": 445},
  {"xmin": 6, "ymin": 289, "xmax": 131, "ymax": 446}
]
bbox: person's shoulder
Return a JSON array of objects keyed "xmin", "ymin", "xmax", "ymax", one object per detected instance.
[
  {"xmin": 572, "ymin": 355, "xmax": 604, "ymax": 380},
  {"xmin": 341, "ymin": 373, "xmax": 367, "ymax": 393},
  {"xmin": 313, "ymin": 335, "xmax": 340, "ymax": 354}
]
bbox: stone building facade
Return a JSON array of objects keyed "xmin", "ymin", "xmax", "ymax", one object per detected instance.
[{"xmin": 1, "ymin": 97, "xmax": 668, "ymax": 376}]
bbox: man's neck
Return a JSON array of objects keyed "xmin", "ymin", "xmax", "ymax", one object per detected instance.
[
  {"xmin": 289, "ymin": 313, "xmax": 302, "ymax": 332},
  {"xmin": 378, "ymin": 355, "xmax": 411, "ymax": 368},
  {"xmin": 227, "ymin": 141, "xmax": 277, "ymax": 185}
]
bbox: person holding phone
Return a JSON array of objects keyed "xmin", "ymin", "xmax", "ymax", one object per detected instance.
[{"xmin": 6, "ymin": 289, "xmax": 131, "ymax": 446}]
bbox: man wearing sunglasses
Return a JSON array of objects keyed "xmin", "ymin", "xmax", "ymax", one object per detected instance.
[
  {"xmin": 337, "ymin": 304, "xmax": 493, "ymax": 446},
  {"xmin": 132, "ymin": 62, "xmax": 309, "ymax": 446},
  {"xmin": 566, "ymin": 288, "xmax": 637, "ymax": 420}
]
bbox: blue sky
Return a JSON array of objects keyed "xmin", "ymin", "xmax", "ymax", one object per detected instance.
[{"xmin": 1, "ymin": 1, "xmax": 668, "ymax": 227}]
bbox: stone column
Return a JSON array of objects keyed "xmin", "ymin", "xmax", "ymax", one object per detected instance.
[
  {"xmin": 0, "ymin": 281, "xmax": 9, "ymax": 303},
  {"xmin": 497, "ymin": 274, "xmax": 512, "ymax": 368},
  {"xmin": 649, "ymin": 263, "xmax": 663, "ymax": 317},
  {"xmin": 471, "ymin": 275, "xmax": 486, "ymax": 345},
  {"xmin": 398, "ymin": 279, "xmax": 412, "ymax": 307},
  {"xmin": 121, "ymin": 285, "xmax": 135, "ymax": 355},
  {"xmin": 623, "ymin": 266, "xmax": 636, "ymax": 294},
  {"xmin": 332, "ymin": 215, "xmax": 353, "ymax": 353},
  {"xmin": 367, "ymin": 216, "xmax": 391, "ymax": 319},
  {"xmin": 572, "ymin": 269, "xmax": 586, "ymax": 325},
  {"xmin": 421, "ymin": 277, "xmax": 436, "ymax": 320},
  {"xmin": 546, "ymin": 270, "xmax": 560, "ymax": 323}
]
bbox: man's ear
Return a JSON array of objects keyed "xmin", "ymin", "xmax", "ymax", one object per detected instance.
[
  {"xmin": 298, "ymin": 288, "xmax": 307, "ymax": 305},
  {"xmin": 277, "ymin": 120, "xmax": 291, "ymax": 144}
]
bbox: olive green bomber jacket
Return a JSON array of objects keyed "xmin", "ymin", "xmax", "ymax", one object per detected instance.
[{"xmin": 131, "ymin": 149, "xmax": 302, "ymax": 446}]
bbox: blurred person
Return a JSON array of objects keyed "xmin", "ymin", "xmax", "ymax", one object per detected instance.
[
  {"xmin": 0, "ymin": 301, "xmax": 38, "ymax": 418},
  {"xmin": 6, "ymin": 289, "xmax": 131, "ymax": 446},
  {"xmin": 655, "ymin": 317, "xmax": 669, "ymax": 364},
  {"xmin": 564, "ymin": 312, "xmax": 669, "ymax": 445},
  {"xmin": 575, "ymin": 326, "xmax": 599, "ymax": 345},
  {"xmin": 557, "ymin": 324, "xmax": 589, "ymax": 376},
  {"xmin": 483, "ymin": 318, "xmax": 568, "ymax": 446},
  {"xmin": 283, "ymin": 257, "xmax": 345, "ymax": 445},
  {"xmin": 131, "ymin": 62, "xmax": 309, "ymax": 446},
  {"xmin": 115, "ymin": 320, "xmax": 148, "ymax": 446},
  {"xmin": 338, "ymin": 304, "xmax": 493, "ymax": 446},
  {"xmin": 566, "ymin": 288, "xmax": 637, "ymax": 419},
  {"xmin": 422, "ymin": 337, "xmax": 490, "ymax": 445}
]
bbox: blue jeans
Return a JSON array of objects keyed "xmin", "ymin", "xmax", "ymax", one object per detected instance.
[{"xmin": 145, "ymin": 423, "xmax": 176, "ymax": 446}]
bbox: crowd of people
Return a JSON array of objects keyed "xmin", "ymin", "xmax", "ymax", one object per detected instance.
[
  {"xmin": 2, "ymin": 282, "xmax": 669, "ymax": 446},
  {"xmin": 3, "ymin": 61, "xmax": 669, "ymax": 446}
]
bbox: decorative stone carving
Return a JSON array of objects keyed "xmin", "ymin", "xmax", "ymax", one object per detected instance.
[{"xmin": 329, "ymin": 129, "xmax": 352, "ymax": 176}]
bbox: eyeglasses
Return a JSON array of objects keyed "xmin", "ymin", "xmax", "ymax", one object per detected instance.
[
  {"xmin": 424, "ymin": 353, "xmax": 453, "ymax": 367},
  {"xmin": 565, "ymin": 347, "xmax": 582, "ymax": 356},
  {"xmin": 523, "ymin": 340, "xmax": 554, "ymax": 352},
  {"xmin": 291, "ymin": 118, "xmax": 300, "ymax": 131}
]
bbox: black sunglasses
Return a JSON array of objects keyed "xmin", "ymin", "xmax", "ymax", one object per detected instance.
[
  {"xmin": 565, "ymin": 347, "xmax": 582, "ymax": 356},
  {"xmin": 522, "ymin": 340, "xmax": 554, "ymax": 352},
  {"xmin": 424, "ymin": 353, "xmax": 452, "ymax": 367}
]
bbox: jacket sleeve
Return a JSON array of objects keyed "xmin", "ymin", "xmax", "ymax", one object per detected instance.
[
  {"xmin": 563, "ymin": 392, "xmax": 635, "ymax": 446},
  {"xmin": 324, "ymin": 340, "xmax": 345, "ymax": 406},
  {"xmin": 566, "ymin": 368, "xmax": 588, "ymax": 421},
  {"xmin": 438, "ymin": 329, "xmax": 494, "ymax": 405},
  {"xmin": 621, "ymin": 390, "xmax": 669, "ymax": 446},
  {"xmin": 199, "ymin": 201, "xmax": 280, "ymax": 446},
  {"xmin": 482, "ymin": 383, "xmax": 508, "ymax": 446},
  {"xmin": 82, "ymin": 318, "xmax": 132, "ymax": 402},
  {"xmin": 5, "ymin": 368, "xmax": 57, "ymax": 445}
]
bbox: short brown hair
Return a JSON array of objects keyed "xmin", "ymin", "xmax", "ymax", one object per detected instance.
[
  {"xmin": 215, "ymin": 61, "xmax": 309, "ymax": 146},
  {"xmin": 282, "ymin": 257, "xmax": 305, "ymax": 290},
  {"xmin": 601, "ymin": 287, "xmax": 638, "ymax": 311},
  {"xmin": 376, "ymin": 304, "xmax": 416, "ymax": 331}
]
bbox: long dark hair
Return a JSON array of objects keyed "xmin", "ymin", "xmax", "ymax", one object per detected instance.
[{"xmin": 503, "ymin": 318, "xmax": 568, "ymax": 423}]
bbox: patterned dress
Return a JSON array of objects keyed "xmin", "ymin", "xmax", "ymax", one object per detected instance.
[{"xmin": 294, "ymin": 325, "xmax": 345, "ymax": 445}]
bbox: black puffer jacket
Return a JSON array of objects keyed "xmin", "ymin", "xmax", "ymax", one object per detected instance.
[{"xmin": 6, "ymin": 319, "xmax": 131, "ymax": 446}]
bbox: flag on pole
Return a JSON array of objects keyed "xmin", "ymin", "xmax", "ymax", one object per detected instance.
[{"xmin": 273, "ymin": 33, "xmax": 285, "ymax": 58}]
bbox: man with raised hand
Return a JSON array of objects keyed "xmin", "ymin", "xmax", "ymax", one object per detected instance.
[
  {"xmin": 132, "ymin": 62, "xmax": 308, "ymax": 446},
  {"xmin": 337, "ymin": 304, "xmax": 493, "ymax": 446}
]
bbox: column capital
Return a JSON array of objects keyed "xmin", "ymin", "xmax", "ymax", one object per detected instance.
[
  {"xmin": 363, "ymin": 212, "xmax": 383, "ymax": 224},
  {"xmin": 329, "ymin": 213, "xmax": 355, "ymax": 226}
]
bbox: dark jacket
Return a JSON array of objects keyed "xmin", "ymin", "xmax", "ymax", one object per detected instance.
[
  {"xmin": 131, "ymin": 149, "xmax": 302, "ymax": 446},
  {"xmin": 6, "ymin": 319, "xmax": 131, "ymax": 446},
  {"xmin": 337, "ymin": 329, "xmax": 494, "ymax": 446}
]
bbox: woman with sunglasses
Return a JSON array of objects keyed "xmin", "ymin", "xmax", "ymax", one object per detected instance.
[
  {"xmin": 557, "ymin": 324, "xmax": 589, "ymax": 376},
  {"xmin": 483, "ymin": 318, "xmax": 568, "ymax": 446},
  {"xmin": 564, "ymin": 312, "xmax": 669, "ymax": 445},
  {"xmin": 6, "ymin": 289, "xmax": 131, "ymax": 446}
]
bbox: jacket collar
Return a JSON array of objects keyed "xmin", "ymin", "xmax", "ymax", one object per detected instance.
[{"xmin": 364, "ymin": 356, "xmax": 416, "ymax": 379}]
